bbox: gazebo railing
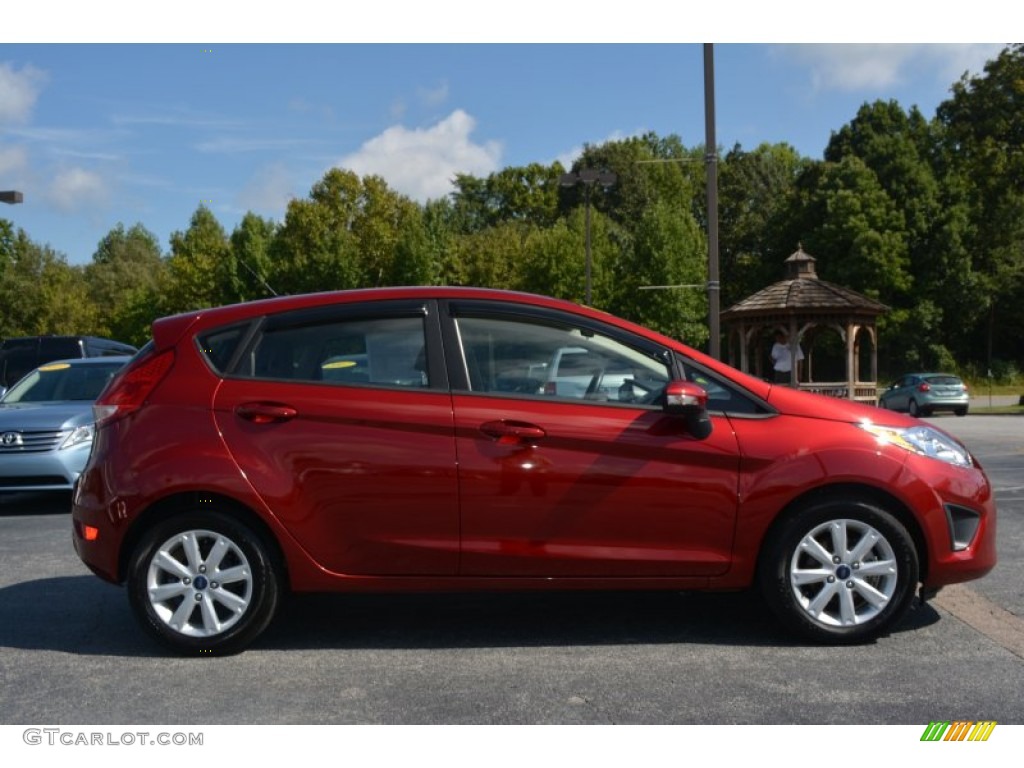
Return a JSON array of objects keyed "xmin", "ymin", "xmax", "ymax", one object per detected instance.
[{"xmin": 798, "ymin": 382, "xmax": 878, "ymax": 403}]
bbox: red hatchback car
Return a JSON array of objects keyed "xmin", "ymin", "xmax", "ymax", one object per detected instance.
[{"xmin": 72, "ymin": 287, "xmax": 996, "ymax": 654}]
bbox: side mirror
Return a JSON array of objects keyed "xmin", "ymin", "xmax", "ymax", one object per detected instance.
[
  {"xmin": 663, "ymin": 380, "xmax": 712, "ymax": 439},
  {"xmin": 0, "ymin": 386, "xmax": 7, "ymax": 400}
]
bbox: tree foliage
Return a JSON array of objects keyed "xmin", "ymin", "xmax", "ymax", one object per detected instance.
[
  {"xmin": 936, "ymin": 43, "xmax": 1024, "ymax": 368},
  {"xmin": 4, "ymin": 45, "xmax": 1024, "ymax": 379},
  {"xmin": 84, "ymin": 223, "xmax": 165, "ymax": 345}
]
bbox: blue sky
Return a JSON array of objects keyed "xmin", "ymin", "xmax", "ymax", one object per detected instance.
[{"xmin": 0, "ymin": 4, "xmax": 1008, "ymax": 265}]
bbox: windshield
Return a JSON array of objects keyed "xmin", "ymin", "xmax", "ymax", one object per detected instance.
[{"xmin": 1, "ymin": 361, "xmax": 125, "ymax": 404}]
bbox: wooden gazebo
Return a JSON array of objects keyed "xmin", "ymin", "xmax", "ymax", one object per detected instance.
[{"xmin": 721, "ymin": 247, "xmax": 888, "ymax": 402}]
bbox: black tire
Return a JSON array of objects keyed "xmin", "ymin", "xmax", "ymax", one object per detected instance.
[
  {"xmin": 955, "ymin": 407, "xmax": 968, "ymax": 417},
  {"xmin": 127, "ymin": 510, "xmax": 282, "ymax": 656},
  {"xmin": 908, "ymin": 399, "xmax": 920, "ymax": 417},
  {"xmin": 758, "ymin": 499, "xmax": 919, "ymax": 644}
]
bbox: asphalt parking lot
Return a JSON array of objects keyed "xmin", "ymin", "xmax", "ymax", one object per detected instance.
[{"xmin": 1, "ymin": 414, "xmax": 1021, "ymax": 725}]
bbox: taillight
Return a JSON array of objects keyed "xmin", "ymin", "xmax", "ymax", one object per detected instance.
[
  {"xmin": 93, "ymin": 348, "xmax": 175, "ymax": 427},
  {"xmin": 917, "ymin": 382, "xmax": 931, "ymax": 392}
]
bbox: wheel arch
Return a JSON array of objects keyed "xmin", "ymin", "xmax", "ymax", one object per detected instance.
[
  {"xmin": 117, "ymin": 491, "xmax": 289, "ymax": 589},
  {"xmin": 756, "ymin": 482, "xmax": 930, "ymax": 584}
]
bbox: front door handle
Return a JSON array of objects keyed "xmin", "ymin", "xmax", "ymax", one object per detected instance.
[
  {"xmin": 236, "ymin": 402, "xmax": 298, "ymax": 424},
  {"xmin": 480, "ymin": 420, "xmax": 546, "ymax": 445}
]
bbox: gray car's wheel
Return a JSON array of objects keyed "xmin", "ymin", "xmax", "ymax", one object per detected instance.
[
  {"xmin": 908, "ymin": 399, "xmax": 920, "ymax": 417},
  {"xmin": 759, "ymin": 499, "xmax": 919, "ymax": 643},
  {"xmin": 127, "ymin": 510, "xmax": 282, "ymax": 656}
]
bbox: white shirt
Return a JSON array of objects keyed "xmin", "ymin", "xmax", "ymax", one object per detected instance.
[{"xmin": 771, "ymin": 340, "xmax": 804, "ymax": 372}]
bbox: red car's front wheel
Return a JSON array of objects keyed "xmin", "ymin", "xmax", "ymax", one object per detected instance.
[{"xmin": 759, "ymin": 499, "xmax": 919, "ymax": 643}]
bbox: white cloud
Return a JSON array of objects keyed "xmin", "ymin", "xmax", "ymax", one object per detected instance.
[
  {"xmin": 554, "ymin": 129, "xmax": 638, "ymax": 170},
  {"xmin": 238, "ymin": 162, "xmax": 296, "ymax": 215},
  {"xmin": 46, "ymin": 167, "xmax": 109, "ymax": 212},
  {"xmin": 417, "ymin": 80, "xmax": 449, "ymax": 107},
  {"xmin": 337, "ymin": 109, "xmax": 502, "ymax": 202},
  {"xmin": 389, "ymin": 99, "xmax": 407, "ymax": 120},
  {"xmin": 0, "ymin": 145, "xmax": 29, "ymax": 177},
  {"xmin": 195, "ymin": 136, "xmax": 313, "ymax": 154},
  {"xmin": 914, "ymin": 44, "xmax": 1005, "ymax": 85},
  {"xmin": 0, "ymin": 63, "xmax": 46, "ymax": 125},
  {"xmin": 782, "ymin": 44, "xmax": 1004, "ymax": 93}
]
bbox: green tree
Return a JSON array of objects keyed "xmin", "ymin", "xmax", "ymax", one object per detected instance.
[
  {"xmin": 718, "ymin": 142, "xmax": 808, "ymax": 308},
  {"xmin": 445, "ymin": 221, "xmax": 531, "ymax": 291},
  {"xmin": 785, "ymin": 156, "xmax": 914, "ymax": 370},
  {"xmin": 451, "ymin": 162, "xmax": 565, "ymax": 232},
  {"xmin": 270, "ymin": 169, "xmax": 429, "ymax": 294},
  {"xmin": 569, "ymin": 133, "xmax": 703, "ymax": 232},
  {"xmin": 422, "ymin": 197, "xmax": 461, "ymax": 284},
  {"xmin": 936, "ymin": 44, "xmax": 1024, "ymax": 368},
  {"xmin": 0, "ymin": 228, "xmax": 99, "ymax": 337},
  {"xmin": 84, "ymin": 223, "xmax": 165, "ymax": 343},
  {"xmin": 609, "ymin": 198, "xmax": 708, "ymax": 345},
  {"xmin": 824, "ymin": 100, "xmax": 979, "ymax": 368},
  {"xmin": 230, "ymin": 212, "xmax": 278, "ymax": 300},
  {"xmin": 352, "ymin": 175, "xmax": 432, "ymax": 286},
  {"xmin": 165, "ymin": 205, "xmax": 232, "ymax": 314}
]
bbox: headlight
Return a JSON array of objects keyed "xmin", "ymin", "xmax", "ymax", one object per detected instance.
[
  {"xmin": 59, "ymin": 424, "xmax": 95, "ymax": 450},
  {"xmin": 858, "ymin": 422, "xmax": 972, "ymax": 467}
]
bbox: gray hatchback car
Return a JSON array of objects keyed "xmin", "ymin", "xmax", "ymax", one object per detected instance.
[
  {"xmin": 878, "ymin": 372, "xmax": 970, "ymax": 417},
  {"xmin": 0, "ymin": 356, "xmax": 130, "ymax": 493}
]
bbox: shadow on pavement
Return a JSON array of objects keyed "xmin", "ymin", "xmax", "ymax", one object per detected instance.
[
  {"xmin": 0, "ymin": 577, "xmax": 942, "ymax": 657},
  {"xmin": 0, "ymin": 491, "xmax": 73, "ymax": 517}
]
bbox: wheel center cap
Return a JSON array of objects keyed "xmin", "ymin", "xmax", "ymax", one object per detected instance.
[
  {"xmin": 193, "ymin": 575, "xmax": 209, "ymax": 591},
  {"xmin": 835, "ymin": 564, "xmax": 852, "ymax": 580}
]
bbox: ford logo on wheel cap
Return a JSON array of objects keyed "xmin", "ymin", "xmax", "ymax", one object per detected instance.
[{"xmin": 1, "ymin": 432, "xmax": 23, "ymax": 447}]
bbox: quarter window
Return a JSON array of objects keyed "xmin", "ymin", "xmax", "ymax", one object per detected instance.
[{"xmin": 677, "ymin": 356, "xmax": 769, "ymax": 415}]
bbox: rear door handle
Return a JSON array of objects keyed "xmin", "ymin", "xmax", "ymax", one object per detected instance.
[
  {"xmin": 236, "ymin": 402, "xmax": 298, "ymax": 424},
  {"xmin": 480, "ymin": 420, "xmax": 546, "ymax": 445}
]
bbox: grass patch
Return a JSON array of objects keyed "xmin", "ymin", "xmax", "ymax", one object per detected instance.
[
  {"xmin": 969, "ymin": 404, "xmax": 1024, "ymax": 415},
  {"xmin": 963, "ymin": 383, "xmax": 1023, "ymax": 396}
]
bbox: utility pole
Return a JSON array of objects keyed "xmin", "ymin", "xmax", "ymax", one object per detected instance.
[{"xmin": 704, "ymin": 43, "xmax": 721, "ymax": 360}]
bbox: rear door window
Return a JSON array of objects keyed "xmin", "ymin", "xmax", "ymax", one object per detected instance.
[{"xmin": 235, "ymin": 314, "xmax": 432, "ymax": 389}]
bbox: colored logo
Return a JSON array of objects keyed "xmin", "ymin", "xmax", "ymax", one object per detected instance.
[{"xmin": 921, "ymin": 721, "xmax": 997, "ymax": 741}]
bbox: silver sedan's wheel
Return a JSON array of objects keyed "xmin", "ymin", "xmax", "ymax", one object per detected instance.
[
  {"xmin": 146, "ymin": 529, "xmax": 254, "ymax": 638},
  {"xmin": 759, "ymin": 499, "xmax": 918, "ymax": 643},
  {"xmin": 789, "ymin": 518, "xmax": 898, "ymax": 628},
  {"xmin": 908, "ymin": 399, "xmax": 920, "ymax": 417},
  {"xmin": 128, "ymin": 510, "xmax": 281, "ymax": 655}
]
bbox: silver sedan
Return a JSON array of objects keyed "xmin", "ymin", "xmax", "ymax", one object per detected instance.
[{"xmin": 0, "ymin": 356, "xmax": 130, "ymax": 492}]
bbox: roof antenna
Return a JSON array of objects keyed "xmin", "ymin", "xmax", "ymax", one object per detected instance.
[{"xmin": 236, "ymin": 257, "xmax": 278, "ymax": 297}]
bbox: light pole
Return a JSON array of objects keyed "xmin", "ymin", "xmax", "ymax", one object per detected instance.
[
  {"xmin": 560, "ymin": 169, "xmax": 616, "ymax": 305},
  {"xmin": 0, "ymin": 190, "xmax": 24, "ymax": 205}
]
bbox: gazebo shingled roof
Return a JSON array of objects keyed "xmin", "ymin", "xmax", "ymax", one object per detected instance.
[{"xmin": 722, "ymin": 247, "xmax": 888, "ymax": 320}]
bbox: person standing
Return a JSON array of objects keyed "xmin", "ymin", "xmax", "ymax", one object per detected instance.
[{"xmin": 771, "ymin": 330, "xmax": 803, "ymax": 384}]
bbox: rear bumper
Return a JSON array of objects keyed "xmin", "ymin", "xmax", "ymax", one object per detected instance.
[{"xmin": 924, "ymin": 400, "xmax": 970, "ymax": 411}]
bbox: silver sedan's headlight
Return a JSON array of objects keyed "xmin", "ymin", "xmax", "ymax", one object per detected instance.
[
  {"xmin": 858, "ymin": 422, "xmax": 973, "ymax": 467},
  {"xmin": 59, "ymin": 424, "xmax": 95, "ymax": 450}
]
